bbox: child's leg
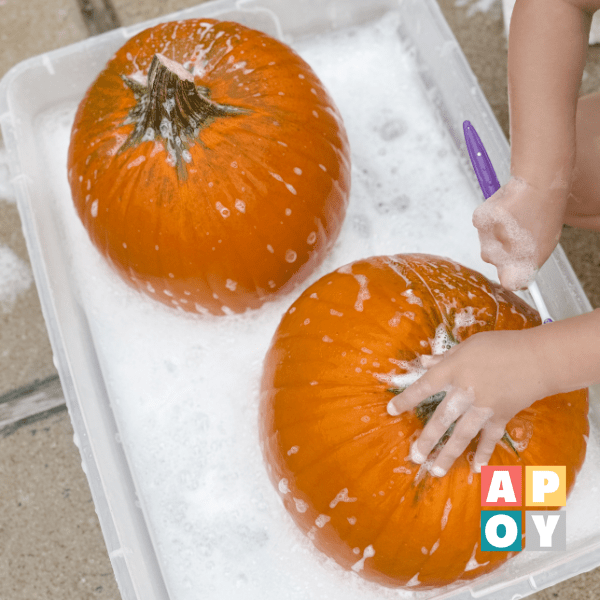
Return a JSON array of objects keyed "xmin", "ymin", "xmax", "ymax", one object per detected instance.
[{"xmin": 565, "ymin": 92, "xmax": 600, "ymax": 231}]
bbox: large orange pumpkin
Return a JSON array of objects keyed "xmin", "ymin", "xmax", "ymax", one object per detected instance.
[
  {"xmin": 259, "ymin": 253, "xmax": 588, "ymax": 589},
  {"xmin": 68, "ymin": 19, "xmax": 350, "ymax": 315}
]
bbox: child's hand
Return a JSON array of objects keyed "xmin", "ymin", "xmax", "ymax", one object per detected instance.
[
  {"xmin": 386, "ymin": 328, "xmax": 551, "ymax": 476},
  {"xmin": 472, "ymin": 177, "xmax": 568, "ymax": 291}
]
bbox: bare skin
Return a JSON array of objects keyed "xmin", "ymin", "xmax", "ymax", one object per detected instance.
[{"xmin": 387, "ymin": 0, "xmax": 600, "ymax": 476}]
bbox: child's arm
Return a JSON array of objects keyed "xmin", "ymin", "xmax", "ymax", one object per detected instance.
[
  {"xmin": 508, "ymin": 0, "xmax": 591, "ymax": 189},
  {"xmin": 473, "ymin": 0, "xmax": 595, "ymax": 290},
  {"xmin": 387, "ymin": 309, "xmax": 600, "ymax": 476},
  {"xmin": 387, "ymin": 0, "xmax": 600, "ymax": 474}
]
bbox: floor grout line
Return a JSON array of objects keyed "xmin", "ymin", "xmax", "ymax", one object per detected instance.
[
  {"xmin": 1, "ymin": 0, "xmax": 121, "ymax": 434},
  {"xmin": 0, "ymin": 373, "xmax": 60, "ymax": 404},
  {"xmin": 0, "ymin": 375, "xmax": 66, "ymax": 435}
]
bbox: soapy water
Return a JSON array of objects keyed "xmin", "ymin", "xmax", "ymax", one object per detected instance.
[{"xmin": 34, "ymin": 9, "xmax": 600, "ymax": 600}]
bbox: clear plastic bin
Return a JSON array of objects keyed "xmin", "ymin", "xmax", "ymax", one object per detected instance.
[{"xmin": 1, "ymin": 1, "xmax": 599, "ymax": 599}]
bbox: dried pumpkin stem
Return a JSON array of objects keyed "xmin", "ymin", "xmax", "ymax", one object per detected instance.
[{"xmin": 120, "ymin": 53, "xmax": 247, "ymax": 179}]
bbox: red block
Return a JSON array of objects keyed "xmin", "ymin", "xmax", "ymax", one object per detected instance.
[{"xmin": 481, "ymin": 465, "xmax": 522, "ymax": 507}]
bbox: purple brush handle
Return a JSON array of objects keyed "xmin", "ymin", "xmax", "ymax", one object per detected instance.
[
  {"xmin": 462, "ymin": 120, "xmax": 553, "ymax": 323},
  {"xmin": 463, "ymin": 120, "xmax": 500, "ymax": 199}
]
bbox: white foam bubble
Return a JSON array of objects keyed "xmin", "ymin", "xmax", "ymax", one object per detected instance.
[{"xmin": 431, "ymin": 324, "xmax": 457, "ymax": 355}]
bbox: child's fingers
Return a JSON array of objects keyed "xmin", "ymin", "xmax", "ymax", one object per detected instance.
[
  {"xmin": 408, "ymin": 389, "xmax": 473, "ymax": 465},
  {"xmin": 472, "ymin": 419, "xmax": 508, "ymax": 472},
  {"xmin": 420, "ymin": 353, "xmax": 444, "ymax": 369},
  {"xmin": 429, "ymin": 406, "xmax": 494, "ymax": 476},
  {"xmin": 387, "ymin": 376, "xmax": 437, "ymax": 416},
  {"xmin": 387, "ymin": 359, "xmax": 444, "ymax": 417},
  {"xmin": 387, "ymin": 352, "xmax": 454, "ymax": 417}
]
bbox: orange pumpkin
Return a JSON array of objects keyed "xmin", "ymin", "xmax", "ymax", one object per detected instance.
[
  {"xmin": 68, "ymin": 19, "xmax": 350, "ymax": 315},
  {"xmin": 259, "ymin": 253, "xmax": 588, "ymax": 589}
]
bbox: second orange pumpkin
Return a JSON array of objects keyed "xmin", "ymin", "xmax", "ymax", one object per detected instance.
[{"xmin": 259, "ymin": 253, "xmax": 588, "ymax": 589}]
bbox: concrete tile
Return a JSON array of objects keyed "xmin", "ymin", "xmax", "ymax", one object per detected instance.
[
  {"xmin": 560, "ymin": 226, "xmax": 600, "ymax": 309},
  {"xmin": 0, "ymin": 409, "xmax": 119, "ymax": 600},
  {"xmin": 0, "ymin": 200, "xmax": 57, "ymax": 396},
  {"xmin": 0, "ymin": 0, "xmax": 88, "ymax": 82},
  {"xmin": 0, "ymin": 0, "xmax": 88, "ymax": 399},
  {"xmin": 533, "ymin": 570, "xmax": 600, "ymax": 600},
  {"xmin": 111, "ymin": 0, "xmax": 211, "ymax": 27}
]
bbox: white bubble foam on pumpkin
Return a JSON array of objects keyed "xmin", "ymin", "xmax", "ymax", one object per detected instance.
[{"xmin": 36, "ymin": 9, "xmax": 600, "ymax": 600}]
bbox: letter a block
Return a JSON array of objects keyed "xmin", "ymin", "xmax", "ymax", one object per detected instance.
[
  {"xmin": 481, "ymin": 465, "xmax": 522, "ymax": 507},
  {"xmin": 525, "ymin": 466, "xmax": 566, "ymax": 507}
]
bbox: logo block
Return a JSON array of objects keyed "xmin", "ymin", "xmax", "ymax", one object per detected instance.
[
  {"xmin": 480, "ymin": 510, "xmax": 522, "ymax": 552},
  {"xmin": 525, "ymin": 466, "xmax": 566, "ymax": 507},
  {"xmin": 481, "ymin": 465, "xmax": 522, "ymax": 507},
  {"xmin": 525, "ymin": 511, "xmax": 566, "ymax": 551}
]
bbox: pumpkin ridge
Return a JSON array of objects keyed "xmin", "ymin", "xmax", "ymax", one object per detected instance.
[
  {"xmin": 280, "ymin": 332, "xmax": 387, "ymax": 354},
  {"xmin": 273, "ymin": 398, "xmax": 388, "ymax": 435},
  {"xmin": 272, "ymin": 402, "xmax": 393, "ymax": 436},
  {"xmin": 226, "ymin": 223, "xmax": 279, "ymax": 300},
  {"xmin": 367, "ymin": 485, "xmax": 441, "ymax": 581},
  {"xmin": 296, "ymin": 436, "xmax": 416, "ymax": 507},
  {"xmin": 211, "ymin": 122, "xmax": 347, "ymax": 219},
  {"xmin": 235, "ymin": 118, "xmax": 346, "ymax": 170},
  {"xmin": 301, "ymin": 310, "xmax": 408, "ymax": 343},
  {"xmin": 202, "ymin": 129, "xmax": 321, "ymax": 219},
  {"xmin": 112, "ymin": 179, "xmax": 138, "ymax": 271},
  {"xmin": 199, "ymin": 132, "xmax": 323, "ymax": 250},
  {"xmin": 391, "ymin": 258, "xmax": 453, "ymax": 331},
  {"xmin": 475, "ymin": 279, "xmax": 502, "ymax": 328},
  {"xmin": 287, "ymin": 416, "xmax": 416, "ymax": 483},
  {"xmin": 229, "ymin": 168, "xmax": 319, "ymax": 249},
  {"xmin": 269, "ymin": 387, "xmax": 387, "ymax": 407},
  {"xmin": 198, "ymin": 24, "xmax": 258, "ymax": 75},
  {"xmin": 377, "ymin": 263, "xmax": 450, "ymax": 338},
  {"xmin": 268, "ymin": 376, "xmax": 371, "ymax": 392},
  {"xmin": 177, "ymin": 168, "xmax": 265, "ymax": 303}
]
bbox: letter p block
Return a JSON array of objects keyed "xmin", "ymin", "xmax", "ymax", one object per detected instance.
[{"xmin": 525, "ymin": 466, "xmax": 566, "ymax": 507}]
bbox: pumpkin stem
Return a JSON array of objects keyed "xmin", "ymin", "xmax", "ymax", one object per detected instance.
[
  {"xmin": 120, "ymin": 54, "xmax": 248, "ymax": 179},
  {"xmin": 414, "ymin": 391, "xmax": 447, "ymax": 422}
]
